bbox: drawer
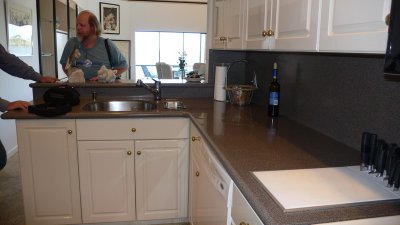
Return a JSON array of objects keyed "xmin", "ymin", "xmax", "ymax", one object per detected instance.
[{"xmin": 77, "ymin": 118, "xmax": 189, "ymax": 140}]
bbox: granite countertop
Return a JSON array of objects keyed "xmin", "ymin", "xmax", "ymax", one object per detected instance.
[{"xmin": 2, "ymin": 98, "xmax": 400, "ymax": 225}]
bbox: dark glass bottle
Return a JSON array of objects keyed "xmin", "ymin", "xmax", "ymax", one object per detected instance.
[{"xmin": 268, "ymin": 62, "xmax": 280, "ymax": 117}]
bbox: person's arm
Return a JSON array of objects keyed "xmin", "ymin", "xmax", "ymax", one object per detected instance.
[
  {"xmin": 59, "ymin": 38, "xmax": 77, "ymax": 76},
  {"xmin": 107, "ymin": 40, "xmax": 128, "ymax": 76},
  {"xmin": 0, "ymin": 98, "xmax": 9, "ymax": 112},
  {"xmin": 0, "ymin": 98, "xmax": 29, "ymax": 112},
  {"xmin": 0, "ymin": 44, "xmax": 57, "ymax": 83}
]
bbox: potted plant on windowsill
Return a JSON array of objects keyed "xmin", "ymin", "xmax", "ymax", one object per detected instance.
[{"xmin": 178, "ymin": 51, "xmax": 187, "ymax": 70}]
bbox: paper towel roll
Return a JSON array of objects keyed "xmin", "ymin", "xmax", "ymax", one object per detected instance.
[
  {"xmin": 214, "ymin": 65, "xmax": 228, "ymax": 101},
  {"xmin": 215, "ymin": 65, "xmax": 227, "ymax": 86}
]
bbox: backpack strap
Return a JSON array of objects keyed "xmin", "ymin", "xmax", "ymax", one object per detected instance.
[{"xmin": 104, "ymin": 38, "xmax": 114, "ymax": 69}]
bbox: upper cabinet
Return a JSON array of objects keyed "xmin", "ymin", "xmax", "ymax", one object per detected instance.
[
  {"xmin": 319, "ymin": 0, "xmax": 391, "ymax": 53},
  {"xmin": 210, "ymin": 0, "xmax": 392, "ymax": 53},
  {"xmin": 272, "ymin": 0, "xmax": 320, "ymax": 51},
  {"xmin": 211, "ymin": 0, "xmax": 244, "ymax": 49},
  {"xmin": 243, "ymin": 0, "xmax": 274, "ymax": 50}
]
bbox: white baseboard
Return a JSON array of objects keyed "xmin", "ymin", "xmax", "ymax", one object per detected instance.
[{"xmin": 7, "ymin": 145, "xmax": 18, "ymax": 159}]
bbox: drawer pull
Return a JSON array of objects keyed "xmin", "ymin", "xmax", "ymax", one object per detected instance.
[
  {"xmin": 131, "ymin": 128, "xmax": 136, "ymax": 133},
  {"xmin": 137, "ymin": 151, "xmax": 141, "ymax": 156},
  {"xmin": 68, "ymin": 130, "xmax": 73, "ymax": 134},
  {"xmin": 239, "ymin": 222, "xmax": 249, "ymax": 225},
  {"xmin": 127, "ymin": 151, "xmax": 132, "ymax": 156},
  {"xmin": 192, "ymin": 136, "xmax": 201, "ymax": 142},
  {"xmin": 196, "ymin": 171, "xmax": 200, "ymax": 177}
]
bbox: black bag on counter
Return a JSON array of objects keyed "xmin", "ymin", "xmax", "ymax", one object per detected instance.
[
  {"xmin": 43, "ymin": 85, "xmax": 80, "ymax": 106},
  {"xmin": 28, "ymin": 85, "xmax": 80, "ymax": 117}
]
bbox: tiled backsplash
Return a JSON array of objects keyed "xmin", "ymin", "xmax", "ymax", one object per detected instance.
[{"xmin": 208, "ymin": 49, "xmax": 400, "ymax": 150}]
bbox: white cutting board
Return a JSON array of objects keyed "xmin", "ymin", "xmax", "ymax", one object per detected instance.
[{"xmin": 253, "ymin": 167, "xmax": 400, "ymax": 212}]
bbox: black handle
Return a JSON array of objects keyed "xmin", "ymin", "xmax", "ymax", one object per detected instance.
[
  {"xmin": 360, "ymin": 132, "xmax": 371, "ymax": 169},
  {"xmin": 393, "ymin": 160, "xmax": 400, "ymax": 190},
  {"xmin": 375, "ymin": 140, "xmax": 388, "ymax": 176},
  {"xmin": 385, "ymin": 144, "xmax": 398, "ymax": 178},
  {"xmin": 368, "ymin": 134, "xmax": 378, "ymax": 171},
  {"xmin": 388, "ymin": 151, "xmax": 400, "ymax": 187}
]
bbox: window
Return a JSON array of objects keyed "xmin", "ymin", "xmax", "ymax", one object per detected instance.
[{"xmin": 135, "ymin": 31, "xmax": 206, "ymax": 79}]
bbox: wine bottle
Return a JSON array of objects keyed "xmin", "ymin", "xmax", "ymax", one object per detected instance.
[{"xmin": 268, "ymin": 62, "xmax": 280, "ymax": 117}]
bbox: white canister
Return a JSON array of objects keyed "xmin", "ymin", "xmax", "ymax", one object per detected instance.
[{"xmin": 214, "ymin": 64, "xmax": 228, "ymax": 101}]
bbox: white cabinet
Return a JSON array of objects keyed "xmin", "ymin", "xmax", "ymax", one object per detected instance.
[
  {"xmin": 243, "ymin": 0, "xmax": 274, "ymax": 49},
  {"xmin": 211, "ymin": 0, "xmax": 244, "ymax": 49},
  {"xmin": 135, "ymin": 139, "xmax": 189, "ymax": 220},
  {"xmin": 78, "ymin": 140, "xmax": 135, "ymax": 223},
  {"xmin": 231, "ymin": 184, "xmax": 263, "ymax": 225},
  {"xmin": 16, "ymin": 120, "xmax": 81, "ymax": 225},
  {"xmin": 273, "ymin": 0, "xmax": 320, "ymax": 51},
  {"xmin": 76, "ymin": 118, "xmax": 189, "ymax": 223},
  {"xmin": 319, "ymin": 0, "xmax": 391, "ymax": 53},
  {"xmin": 211, "ymin": 0, "xmax": 391, "ymax": 52}
]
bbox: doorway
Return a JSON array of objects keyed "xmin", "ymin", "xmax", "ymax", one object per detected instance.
[{"xmin": 37, "ymin": 0, "xmax": 77, "ymax": 79}]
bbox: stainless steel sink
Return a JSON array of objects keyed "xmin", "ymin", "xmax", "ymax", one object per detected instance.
[{"xmin": 82, "ymin": 100, "xmax": 156, "ymax": 112}]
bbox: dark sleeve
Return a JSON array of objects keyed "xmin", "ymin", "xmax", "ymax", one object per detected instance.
[{"xmin": 0, "ymin": 44, "xmax": 41, "ymax": 81}]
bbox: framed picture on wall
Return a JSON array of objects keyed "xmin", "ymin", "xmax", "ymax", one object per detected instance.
[
  {"xmin": 112, "ymin": 40, "xmax": 131, "ymax": 79},
  {"xmin": 100, "ymin": 2, "xmax": 120, "ymax": 34},
  {"xmin": 5, "ymin": 2, "xmax": 33, "ymax": 56}
]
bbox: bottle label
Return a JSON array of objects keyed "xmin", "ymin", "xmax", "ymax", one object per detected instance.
[{"xmin": 269, "ymin": 92, "xmax": 279, "ymax": 105}]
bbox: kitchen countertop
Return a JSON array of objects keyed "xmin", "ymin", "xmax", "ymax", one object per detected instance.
[{"xmin": 2, "ymin": 98, "xmax": 400, "ymax": 225}]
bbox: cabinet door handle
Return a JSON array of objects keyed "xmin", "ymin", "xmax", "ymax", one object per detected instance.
[
  {"xmin": 195, "ymin": 171, "xmax": 200, "ymax": 177},
  {"xmin": 67, "ymin": 130, "xmax": 73, "ymax": 134},
  {"xmin": 137, "ymin": 151, "xmax": 141, "ymax": 155},
  {"xmin": 262, "ymin": 29, "xmax": 274, "ymax": 37},
  {"xmin": 127, "ymin": 151, "xmax": 132, "ymax": 156},
  {"xmin": 131, "ymin": 128, "xmax": 136, "ymax": 133},
  {"xmin": 219, "ymin": 36, "xmax": 227, "ymax": 42},
  {"xmin": 192, "ymin": 136, "xmax": 201, "ymax": 142}
]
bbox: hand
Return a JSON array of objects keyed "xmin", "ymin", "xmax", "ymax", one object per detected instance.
[
  {"xmin": 89, "ymin": 76, "xmax": 98, "ymax": 81},
  {"xmin": 40, "ymin": 76, "xmax": 58, "ymax": 83},
  {"xmin": 6, "ymin": 101, "xmax": 30, "ymax": 111}
]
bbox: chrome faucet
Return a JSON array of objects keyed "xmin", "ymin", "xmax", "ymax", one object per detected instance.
[{"xmin": 136, "ymin": 79, "xmax": 162, "ymax": 100}]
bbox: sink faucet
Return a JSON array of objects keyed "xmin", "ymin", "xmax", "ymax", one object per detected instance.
[{"xmin": 136, "ymin": 79, "xmax": 162, "ymax": 100}]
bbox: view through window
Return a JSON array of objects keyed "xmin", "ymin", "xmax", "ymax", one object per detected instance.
[{"xmin": 135, "ymin": 31, "xmax": 206, "ymax": 80}]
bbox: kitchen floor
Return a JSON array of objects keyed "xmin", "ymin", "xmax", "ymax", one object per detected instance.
[{"xmin": 0, "ymin": 154, "xmax": 189, "ymax": 225}]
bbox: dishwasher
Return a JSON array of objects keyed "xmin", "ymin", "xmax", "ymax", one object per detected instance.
[{"xmin": 191, "ymin": 139, "xmax": 233, "ymax": 225}]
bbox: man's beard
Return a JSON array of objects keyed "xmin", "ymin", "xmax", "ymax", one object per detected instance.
[{"xmin": 77, "ymin": 32, "xmax": 92, "ymax": 43}]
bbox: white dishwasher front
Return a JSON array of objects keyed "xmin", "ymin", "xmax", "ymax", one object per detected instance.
[{"xmin": 191, "ymin": 138, "xmax": 233, "ymax": 225}]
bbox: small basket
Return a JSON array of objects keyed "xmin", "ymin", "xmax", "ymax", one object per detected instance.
[
  {"xmin": 224, "ymin": 60, "xmax": 258, "ymax": 106},
  {"xmin": 225, "ymin": 85, "xmax": 257, "ymax": 106}
]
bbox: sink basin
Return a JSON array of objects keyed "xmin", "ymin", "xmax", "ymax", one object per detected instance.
[{"xmin": 82, "ymin": 100, "xmax": 156, "ymax": 112}]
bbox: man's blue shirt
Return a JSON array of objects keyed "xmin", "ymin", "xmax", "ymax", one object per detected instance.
[{"xmin": 60, "ymin": 37, "xmax": 128, "ymax": 79}]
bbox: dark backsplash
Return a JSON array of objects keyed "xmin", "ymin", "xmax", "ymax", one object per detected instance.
[{"xmin": 208, "ymin": 49, "xmax": 400, "ymax": 150}]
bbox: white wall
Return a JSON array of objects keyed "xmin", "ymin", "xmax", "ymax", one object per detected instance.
[
  {"xmin": 0, "ymin": 0, "xmax": 39, "ymax": 158},
  {"xmin": 82, "ymin": 0, "xmax": 207, "ymax": 79}
]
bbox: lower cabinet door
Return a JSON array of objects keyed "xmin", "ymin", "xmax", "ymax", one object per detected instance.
[
  {"xmin": 78, "ymin": 140, "xmax": 135, "ymax": 223},
  {"xmin": 16, "ymin": 120, "xmax": 81, "ymax": 225},
  {"xmin": 135, "ymin": 139, "xmax": 189, "ymax": 220}
]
